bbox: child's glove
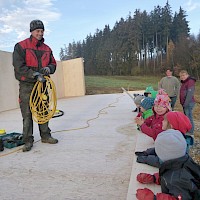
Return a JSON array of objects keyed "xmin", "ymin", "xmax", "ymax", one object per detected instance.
[
  {"xmin": 136, "ymin": 188, "xmax": 155, "ymax": 200},
  {"xmin": 137, "ymin": 172, "xmax": 160, "ymax": 185},
  {"xmin": 135, "ymin": 148, "xmax": 156, "ymax": 156},
  {"xmin": 137, "ymin": 155, "xmax": 147, "ymax": 164},
  {"xmin": 156, "ymin": 193, "xmax": 177, "ymax": 200},
  {"xmin": 136, "ymin": 188, "xmax": 177, "ymax": 200},
  {"xmin": 135, "ymin": 151, "xmax": 148, "ymax": 156}
]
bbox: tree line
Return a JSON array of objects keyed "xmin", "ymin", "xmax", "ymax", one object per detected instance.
[{"xmin": 59, "ymin": 1, "xmax": 200, "ymax": 79}]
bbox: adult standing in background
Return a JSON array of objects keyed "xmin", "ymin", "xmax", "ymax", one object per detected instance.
[
  {"xmin": 179, "ymin": 70, "xmax": 196, "ymax": 135},
  {"xmin": 12, "ymin": 19, "xmax": 58, "ymax": 152},
  {"xmin": 159, "ymin": 69, "xmax": 180, "ymax": 110}
]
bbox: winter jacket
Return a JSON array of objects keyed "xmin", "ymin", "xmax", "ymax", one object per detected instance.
[
  {"xmin": 180, "ymin": 76, "xmax": 196, "ymax": 107},
  {"xmin": 140, "ymin": 108, "xmax": 166, "ymax": 141},
  {"xmin": 142, "ymin": 109, "xmax": 153, "ymax": 120},
  {"xmin": 136, "ymin": 130, "xmax": 194, "ymax": 168},
  {"xmin": 159, "ymin": 76, "xmax": 180, "ymax": 97},
  {"xmin": 13, "ymin": 36, "xmax": 56, "ymax": 83},
  {"xmin": 159, "ymin": 154, "xmax": 200, "ymax": 200}
]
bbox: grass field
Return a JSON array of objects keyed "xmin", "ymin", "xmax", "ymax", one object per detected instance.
[
  {"xmin": 85, "ymin": 75, "xmax": 161, "ymax": 94},
  {"xmin": 85, "ymin": 75, "xmax": 200, "ymax": 132},
  {"xmin": 85, "ymin": 75, "xmax": 200, "ymax": 95}
]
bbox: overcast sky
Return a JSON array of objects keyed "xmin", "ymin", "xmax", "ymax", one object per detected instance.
[{"xmin": 0, "ymin": 0, "xmax": 200, "ymax": 60}]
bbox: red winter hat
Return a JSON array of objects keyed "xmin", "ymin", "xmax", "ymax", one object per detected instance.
[{"xmin": 166, "ymin": 111, "xmax": 192, "ymax": 134}]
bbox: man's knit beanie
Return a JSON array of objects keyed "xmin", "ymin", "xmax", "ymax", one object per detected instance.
[
  {"xmin": 30, "ymin": 20, "xmax": 45, "ymax": 32},
  {"xmin": 154, "ymin": 89, "xmax": 171, "ymax": 110},
  {"xmin": 166, "ymin": 111, "xmax": 192, "ymax": 134},
  {"xmin": 155, "ymin": 130, "xmax": 187, "ymax": 162},
  {"xmin": 134, "ymin": 95, "xmax": 145, "ymax": 106},
  {"xmin": 140, "ymin": 97, "xmax": 154, "ymax": 110}
]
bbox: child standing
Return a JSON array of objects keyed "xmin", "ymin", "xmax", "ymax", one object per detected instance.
[
  {"xmin": 135, "ymin": 112, "xmax": 199, "ymax": 200},
  {"xmin": 179, "ymin": 70, "xmax": 196, "ymax": 135}
]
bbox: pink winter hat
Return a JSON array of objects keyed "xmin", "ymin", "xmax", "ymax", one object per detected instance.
[
  {"xmin": 154, "ymin": 89, "xmax": 171, "ymax": 110},
  {"xmin": 166, "ymin": 111, "xmax": 192, "ymax": 134}
]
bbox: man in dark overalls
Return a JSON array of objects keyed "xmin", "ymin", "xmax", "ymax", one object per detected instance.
[{"xmin": 12, "ymin": 20, "xmax": 58, "ymax": 152}]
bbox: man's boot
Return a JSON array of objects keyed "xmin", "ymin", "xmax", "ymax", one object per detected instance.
[
  {"xmin": 22, "ymin": 142, "xmax": 33, "ymax": 152},
  {"xmin": 41, "ymin": 136, "xmax": 58, "ymax": 144}
]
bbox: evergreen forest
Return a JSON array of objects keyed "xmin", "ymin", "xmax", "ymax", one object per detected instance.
[{"xmin": 59, "ymin": 1, "xmax": 200, "ymax": 79}]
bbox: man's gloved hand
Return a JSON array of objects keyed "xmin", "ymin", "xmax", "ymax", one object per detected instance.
[
  {"xmin": 33, "ymin": 72, "xmax": 46, "ymax": 83},
  {"xmin": 39, "ymin": 67, "xmax": 50, "ymax": 75},
  {"xmin": 137, "ymin": 172, "xmax": 160, "ymax": 185},
  {"xmin": 136, "ymin": 188, "xmax": 155, "ymax": 200}
]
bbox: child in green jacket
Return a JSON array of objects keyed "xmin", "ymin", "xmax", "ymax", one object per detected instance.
[
  {"xmin": 144, "ymin": 86, "xmax": 158, "ymax": 99},
  {"xmin": 140, "ymin": 97, "xmax": 154, "ymax": 119}
]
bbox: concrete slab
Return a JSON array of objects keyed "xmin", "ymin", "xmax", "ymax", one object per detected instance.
[
  {"xmin": 126, "ymin": 133, "xmax": 161, "ymax": 200},
  {"xmin": 0, "ymin": 93, "xmax": 139, "ymax": 200},
  {"xmin": 0, "ymin": 92, "xmax": 161, "ymax": 200}
]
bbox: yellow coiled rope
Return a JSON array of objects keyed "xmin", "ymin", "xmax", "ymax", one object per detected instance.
[{"xmin": 29, "ymin": 76, "xmax": 57, "ymax": 124}]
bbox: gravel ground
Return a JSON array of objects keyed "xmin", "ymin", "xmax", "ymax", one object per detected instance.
[{"xmin": 189, "ymin": 121, "xmax": 200, "ymax": 164}]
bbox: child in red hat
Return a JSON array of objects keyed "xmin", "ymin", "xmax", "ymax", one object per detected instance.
[{"xmin": 135, "ymin": 111, "xmax": 193, "ymax": 167}]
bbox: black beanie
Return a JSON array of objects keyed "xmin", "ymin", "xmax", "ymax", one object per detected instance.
[{"xmin": 30, "ymin": 20, "xmax": 44, "ymax": 32}]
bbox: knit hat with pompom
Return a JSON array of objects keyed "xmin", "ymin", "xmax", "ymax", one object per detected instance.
[{"xmin": 154, "ymin": 89, "xmax": 171, "ymax": 110}]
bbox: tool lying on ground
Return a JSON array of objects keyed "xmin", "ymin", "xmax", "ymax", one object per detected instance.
[{"xmin": 30, "ymin": 76, "xmax": 57, "ymax": 124}]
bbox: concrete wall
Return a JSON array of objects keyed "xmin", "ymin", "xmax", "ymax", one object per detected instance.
[{"xmin": 0, "ymin": 50, "xmax": 85, "ymax": 112}]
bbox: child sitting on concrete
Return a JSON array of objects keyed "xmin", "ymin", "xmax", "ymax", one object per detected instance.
[
  {"xmin": 135, "ymin": 97, "xmax": 154, "ymax": 131},
  {"xmin": 135, "ymin": 111, "xmax": 193, "ymax": 168},
  {"xmin": 139, "ymin": 97, "xmax": 154, "ymax": 119},
  {"xmin": 136, "ymin": 118, "xmax": 200, "ymax": 200},
  {"xmin": 144, "ymin": 86, "xmax": 158, "ymax": 99},
  {"xmin": 135, "ymin": 89, "xmax": 171, "ymax": 141},
  {"xmin": 133, "ymin": 94, "xmax": 145, "ymax": 113}
]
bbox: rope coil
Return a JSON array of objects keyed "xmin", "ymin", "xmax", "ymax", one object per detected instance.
[{"xmin": 29, "ymin": 76, "xmax": 57, "ymax": 124}]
